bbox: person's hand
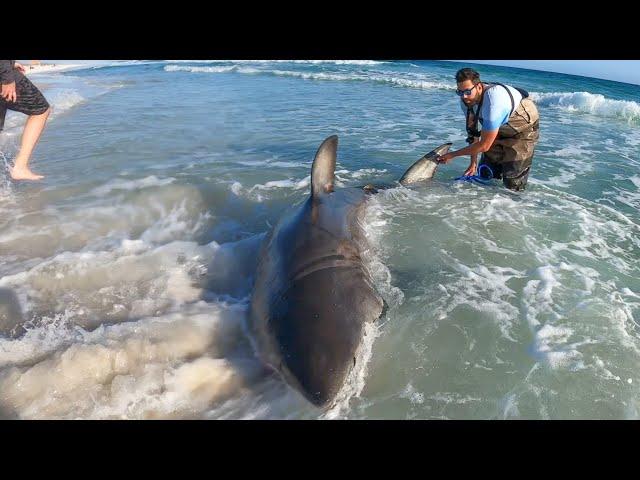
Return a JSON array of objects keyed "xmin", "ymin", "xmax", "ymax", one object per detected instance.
[
  {"xmin": 463, "ymin": 163, "xmax": 477, "ymax": 177},
  {"xmin": 437, "ymin": 152, "xmax": 454, "ymax": 164},
  {"xmin": 1, "ymin": 82, "xmax": 17, "ymax": 102},
  {"xmin": 14, "ymin": 62, "xmax": 26, "ymax": 74}
]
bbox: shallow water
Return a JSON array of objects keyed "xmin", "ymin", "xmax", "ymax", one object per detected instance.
[{"xmin": 1, "ymin": 60, "xmax": 639, "ymax": 419}]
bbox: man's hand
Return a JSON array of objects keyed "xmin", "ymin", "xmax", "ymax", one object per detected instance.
[
  {"xmin": 437, "ymin": 152, "xmax": 454, "ymax": 164},
  {"xmin": 1, "ymin": 82, "xmax": 17, "ymax": 102},
  {"xmin": 462, "ymin": 163, "xmax": 477, "ymax": 177},
  {"xmin": 14, "ymin": 62, "xmax": 26, "ymax": 74}
]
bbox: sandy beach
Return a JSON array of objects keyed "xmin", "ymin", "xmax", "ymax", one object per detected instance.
[
  {"xmin": 23, "ymin": 62, "xmax": 85, "ymax": 75},
  {"xmin": 18, "ymin": 61, "xmax": 83, "ymax": 75}
]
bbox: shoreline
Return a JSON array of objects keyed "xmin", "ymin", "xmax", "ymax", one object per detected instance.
[{"xmin": 22, "ymin": 63, "xmax": 86, "ymax": 75}]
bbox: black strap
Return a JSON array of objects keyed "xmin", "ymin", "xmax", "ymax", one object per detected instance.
[
  {"xmin": 465, "ymin": 83, "xmax": 486, "ymax": 142},
  {"xmin": 494, "ymin": 83, "xmax": 515, "ymax": 117},
  {"xmin": 514, "ymin": 86, "xmax": 529, "ymax": 99}
]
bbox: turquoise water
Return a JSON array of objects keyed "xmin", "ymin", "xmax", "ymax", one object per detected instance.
[{"xmin": 0, "ymin": 60, "xmax": 639, "ymax": 419}]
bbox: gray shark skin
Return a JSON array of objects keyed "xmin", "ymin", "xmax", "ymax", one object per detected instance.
[{"xmin": 248, "ymin": 135, "xmax": 451, "ymax": 407}]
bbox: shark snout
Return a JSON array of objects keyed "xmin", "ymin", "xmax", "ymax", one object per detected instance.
[{"xmin": 432, "ymin": 142, "xmax": 453, "ymax": 157}]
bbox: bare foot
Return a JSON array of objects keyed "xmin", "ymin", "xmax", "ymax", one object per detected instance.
[{"xmin": 9, "ymin": 166, "xmax": 44, "ymax": 181}]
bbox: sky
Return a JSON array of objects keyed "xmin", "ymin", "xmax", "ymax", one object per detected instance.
[{"xmin": 457, "ymin": 60, "xmax": 640, "ymax": 86}]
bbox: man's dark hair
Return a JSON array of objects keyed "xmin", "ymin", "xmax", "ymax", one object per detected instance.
[{"xmin": 455, "ymin": 68, "xmax": 480, "ymax": 84}]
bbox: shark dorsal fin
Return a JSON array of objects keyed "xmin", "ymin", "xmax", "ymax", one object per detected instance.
[{"xmin": 311, "ymin": 135, "xmax": 338, "ymax": 198}]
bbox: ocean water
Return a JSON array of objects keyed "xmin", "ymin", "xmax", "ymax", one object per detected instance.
[{"xmin": 1, "ymin": 59, "xmax": 639, "ymax": 420}]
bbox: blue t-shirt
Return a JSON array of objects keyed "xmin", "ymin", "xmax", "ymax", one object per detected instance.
[{"xmin": 460, "ymin": 83, "xmax": 523, "ymax": 132}]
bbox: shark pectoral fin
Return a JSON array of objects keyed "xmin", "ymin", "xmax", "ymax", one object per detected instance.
[{"xmin": 311, "ymin": 135, "xmax": 338, "ymax": 198}]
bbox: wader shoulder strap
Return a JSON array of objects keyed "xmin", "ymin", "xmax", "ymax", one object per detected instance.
[
  {"xmin": 465, "ymin": 83, "xmax": 485, "ymax": 143},
  {"xmin": 492, "ymin": 82, "xmax": 516, "ymax": 117},
  {"xmin": 494, "ymin": 82, "xmax": 530, "ymax": 114}
]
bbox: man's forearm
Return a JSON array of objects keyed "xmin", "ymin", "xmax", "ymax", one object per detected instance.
[{"xmin": 454, "ymin": 141, "xmax": 486, "ymax": 158}]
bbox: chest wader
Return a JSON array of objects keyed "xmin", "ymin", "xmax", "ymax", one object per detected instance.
[{"xmin": 467, "ymin": 83, "xmax": 540, "ymax": 191}]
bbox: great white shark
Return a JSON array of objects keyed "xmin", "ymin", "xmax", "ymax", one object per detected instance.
[{"xmin": 248, "ymin": 135, "xmax": 451, "ymax": 407}]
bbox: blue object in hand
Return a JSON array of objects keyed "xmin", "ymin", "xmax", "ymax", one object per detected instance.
[{"xmin": 454, "ymin": 164, "xmax": 494, "ymax": 185}]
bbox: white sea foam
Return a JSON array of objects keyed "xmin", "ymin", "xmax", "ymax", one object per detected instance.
[{"xmin": 531, "ymin": 91, "xmax": 640, "ymax": 123}]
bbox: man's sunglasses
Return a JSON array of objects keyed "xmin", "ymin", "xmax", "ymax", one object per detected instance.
[{"xmin": 456, "ymin": 84, "xmax": 479, "ymax": 97}]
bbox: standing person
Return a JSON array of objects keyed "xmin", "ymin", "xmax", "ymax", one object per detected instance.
[{"xmin": 1, "ymin": 60, "xmax": 51, "ymax": 181}]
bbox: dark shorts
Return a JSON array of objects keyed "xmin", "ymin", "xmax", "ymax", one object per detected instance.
[{"xmin": 0, "ymin": 73, "xmax": 50, "ymax": 132}]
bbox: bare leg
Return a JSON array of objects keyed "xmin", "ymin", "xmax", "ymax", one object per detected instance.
[{"xmin": 10, "ymin": 107, "xmax": 51, "ymax": 181}]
